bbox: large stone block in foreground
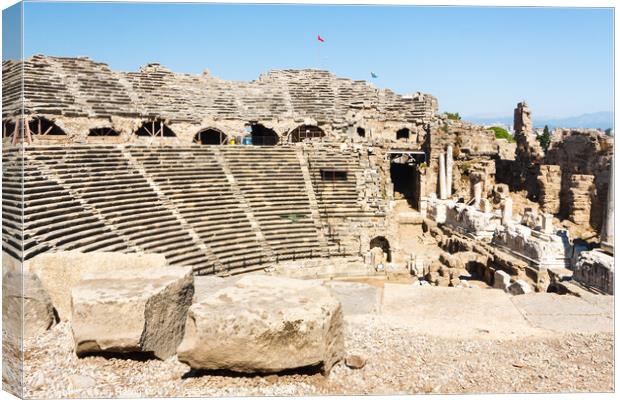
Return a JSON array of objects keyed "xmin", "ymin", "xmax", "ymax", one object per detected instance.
[
  {"xmin": 26, "ymin": 251, "xmax": 168, "ymax": 321},
  {"xmin": 177, "ymin": 275, "xmax": 344, "ymax": 374},
  {"xmin": 71, "ymin": 266, "xmax": 194, "ymax": 360},
  {"xmin": 2, "ymin": 271, "xmax": 56, "ymax": 338}
]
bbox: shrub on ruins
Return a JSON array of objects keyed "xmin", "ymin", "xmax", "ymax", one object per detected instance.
[
  {"xmin": 537, "ymin": 125, "xmax": 551, "ymax": 152},
  {"xmin": 489, "ymin": 126, "xmax": 515, "ymax": 143},
  {"xmin": 445, "ymin": 112, "xmax": 461, "ymax": 120}
]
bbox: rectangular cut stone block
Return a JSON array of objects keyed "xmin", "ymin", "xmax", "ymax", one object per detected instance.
[
  {"xmin": 71, "ymin": 266, "xmax": 194, "ymax": 360},
  {"xmin": 177, "ymin": 275, "xmax": 344, "ymax": 375},
  {"xmin": 26, "ymin": 251, "xmax": 168, "ymax": 321}
]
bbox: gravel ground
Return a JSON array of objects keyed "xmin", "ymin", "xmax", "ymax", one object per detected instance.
[{"xmin": 22, "ymin": 316, "xmax": 613, "ymax": 398}]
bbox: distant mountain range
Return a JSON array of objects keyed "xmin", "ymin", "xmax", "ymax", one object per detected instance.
[{"xmin": 463, "ymin": 111, "xmax": 614, "ymax": 130}]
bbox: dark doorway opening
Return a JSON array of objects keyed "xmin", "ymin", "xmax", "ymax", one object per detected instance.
[
  {"xmin": 194, "ymin": 128, "xmax": 226, "ymax": 145},
  {"xmin": 28, "ymin": 117, "xmax": 65, "ymax": 136},
  {"xmin": 289, "ymin": 125, "xmax": 325, "ymax": 143},
  {"xmin": 135, "ymin": 120, "xmax": 176, "ymax": 137},
  {"xmin": 369, "ymin": 236, "xmax": 391, "ymax": 262},
  {"xmin": 390, "ymin": 162, "xmax": 419, "ymax": 208},
  {"xmin": 396, "ymin": 128, "xmax": 410, "ymax": 140},
  {"xmin": 89, "ymin": 127, "xmax": 120, "ymax": 136},
  {"xmin": 357, "ymin": 127, "xmax": 366, "ymax": 137},
  {"xmin": 2, "ymin": 120, "xmax": 16, "ymax": 138},
  {"xmin": 250, "ymin": 124, "xmax": 279, "ymax": 146}
]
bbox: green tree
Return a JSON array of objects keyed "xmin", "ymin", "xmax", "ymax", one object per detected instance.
[
  {"xmin": 445, "ymin": 112, "xmax": 461, "ymax": 121},
  {"xmin": 489, "ymin": 126, "xmax": 515, "ymax": 143},
  {"xmin": 538, "ymin": 125, "xmax": 551, "ymax": 151}
]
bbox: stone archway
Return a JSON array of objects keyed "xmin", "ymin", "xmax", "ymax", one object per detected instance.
[
  {"xmin": 250, "ymin": 123, "xmax": 279, "ymax": 146},
  {"xmin": 135, "ymin": 119, "xmax": 176, "ymax": 137},
  {"xmin": 370, "ymin": 236, "xmax": 391, "ymax": 262},
  {"xmin": 289, "ymin": 124, "xmax": 325, "ymax": 143},
  {"xmin": 28, "ymin": 117, "xmax": 65, "ymax": 136},
  {"xmin": 89, "ymin": 127, "xmax": 120, "ymax": 137},
  {"xmin": 194, "ymin": 128, "xmax": 227, "ymax": 145}
]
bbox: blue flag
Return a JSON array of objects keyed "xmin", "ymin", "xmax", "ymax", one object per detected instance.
[{"xmin": 371, "ymin": 72, "xmax": 378, "ymax": 78}]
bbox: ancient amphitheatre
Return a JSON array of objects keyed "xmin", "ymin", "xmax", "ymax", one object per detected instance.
[{"xmin": 1, "ymin": 52, "xmax": 614, "ymax": 398}]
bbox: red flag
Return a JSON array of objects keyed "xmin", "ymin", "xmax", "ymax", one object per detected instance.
[{"xmin": 317, "ymin": 34, "xmax": 325, "ymax": 42}]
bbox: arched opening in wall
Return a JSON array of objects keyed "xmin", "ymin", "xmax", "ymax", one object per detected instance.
[
  {"xmin": 396, "ymin": 128, "xmax": 410, "ymax": 140},
  {"xmin": 28, "ymin": 117, "xmax": 65, "ymax": 136},
  {"xmin": 2, "ymin": 120, "xmax": 16, "ymax": 139},
  {"xmin": 250, "ymin": 123, "xmax": 278, "ymax": 146},
  {"xmin": 388, "ymin": 152, "xmax": 425, "ymax": 209},
  {"xmin": 357, "ymin": 127, "xmax": 366, "ymax": 138},
  {"xmin": 135, "ymin": 120, "xmax": 176, "ymax": 138},
  {"xmin": 88, "ymin": 127, "xmax": 120, "ymax": 136},
  {"xmin": 369, "ymin": 236, "xmax": 391, "ymax": 263},
  {"xmin": 194, "ymin": 128, "xmax": 227, "ymax": 145},
  {"xmin": 289, "ymin": 124, "xmax": 325, "ymax": 143}
]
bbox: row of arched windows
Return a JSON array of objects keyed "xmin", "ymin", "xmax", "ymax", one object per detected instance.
[{"xmin": 2, "ymin": 117, "xmax": 413, "ymax": 144}]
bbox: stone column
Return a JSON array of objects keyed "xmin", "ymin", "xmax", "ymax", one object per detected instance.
[
  {"xmin": 542, "ymin": 214, "xmax": 554, "ymax": 234},
  {"xmin": 502, "ymin": 197, "xmax": 513, "ymax": 225},
  {"xmin": 473, "ymin": 181, "xmax": 483, "ymax": 209},
  {"xmin": 438, "ymin": 153, "xmax": 447, "ymax": 200},
  {"xmin": 601, "ymin": 159, "xmax": 614, "ymax": 252},
  {"xmin": 446, "ymin": 145, "xmax": 453, "ymax": 197}
]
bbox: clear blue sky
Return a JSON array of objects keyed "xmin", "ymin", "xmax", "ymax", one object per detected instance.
[{"xmin": 4, "ymin": 2, "xmax": 615, "ymax": 118}]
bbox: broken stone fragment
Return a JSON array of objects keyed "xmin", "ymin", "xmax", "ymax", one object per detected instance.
[
  {"xmin": 26, "ymin": 251, "xmax": 168, "ymax": 321},
  {"xmin": 493, "ymin": 270, "xmax": 512, "ymax": 291},
  {"xmin": 71, "ymin": 266, "xmax": 194, "ymax": 360},
  {"xmin": 345, "ymin": 354, "xmax": 366, "ymax": 369},
  {"xmin": 507, "ymin": 279, "xmax": 532, "ymax": 296},
  {"xmin": 2, "ymin": 271, "xmax": 56, "ymax": 338},
  {"xmin": 177, "ymin": 275, "xmax": 344, "ymax": 375}
]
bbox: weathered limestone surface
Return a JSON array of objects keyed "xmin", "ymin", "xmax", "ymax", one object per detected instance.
[
  {"xmin": 537, "ymin": 165, "xmax": 561, "ymax": 214},
  {"xmin": 492, "ymin": 223, "xmax": 570, "ymax": 269},
  {"xmin": 513, "ymin": 102, "xmax": 533, "ymax": 134},
  {"xmin": 2, "ymin": 271, "xmax": 56, "ymax": 338},
  {"xmin": 546, "ymin": 128, "xmax": 613, "ymax": 230},
  {"xmin": 513, "ymin": 102, "xmax": 544, "ymax": 195},
  {"xmin": 71, "ymin": 266, "xmax": 194, "ymax": 359},
  {"xmin": 568, "ymin": 175, "xmax": 595, "ymax": 225},
  {"xmin": 25, "ymin": 251, "xmax": 168, "ymax": 321},
  {"xmin": 493, "ymin": 270, "xmax": 511, "ymax": 291},
  {"xmin": 2, "ymin": 55, "xmax": 437, "ymax": 140},
  {"xmin": 507, "ymin": 279, "xmax": 533, "ymax": 295},
  {"xmin": 444, "ymin": 202, "xmax": 498, "ymax": 240},
  {"xmin": 177, "ymin": 275, "xmax": 344, "ymax": 374},
  {"xmin": 573, "ymin": 250, "xmax": 614, "ymax": 295}
]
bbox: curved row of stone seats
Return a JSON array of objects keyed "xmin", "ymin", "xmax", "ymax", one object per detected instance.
[
  {"xmin": 25, "ymin": 146, "xmax": 211, "ymax": 267},
  {"xmin": 306, "ymin": 148, "xmax": 368, "ymax": 218},
  {"xmin": 3, "ymin": 150, "xmax": 130, "ymax": 260},
  {"xmin": 219, "ymin": 147, "xmax": 325, "ymax": 261},
  {"xmin": 127, "ymin": 146, "xmax": 269, "ymax": 273},
  {"xmin": 2, "ymin": 149, "xmax": 23, "ymax": 259}
]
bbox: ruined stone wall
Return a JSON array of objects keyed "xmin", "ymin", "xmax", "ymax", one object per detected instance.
[
  {"xmin": 568, "ymin": 174, "xmax": 595, "ymax": 225},
  {"xmin": 545, "ymin": 129, "xmax": 613, "ymax": 230},
  {"xmin": 3, "ymin": 55, "xmax": 437, "ymax": 144},
  {"xmin": 422, "ymin": 119, "xmax": 501, "ymax": 201},
  {"xmin": 537, "ymin": 165, "xmax": 561, "ymax": 214}
]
